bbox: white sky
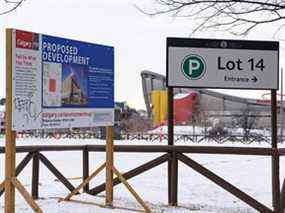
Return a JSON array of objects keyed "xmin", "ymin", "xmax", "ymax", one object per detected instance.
[{"xmin": 1, "ymin": 0, "xmax": 285, "ymax": 109}]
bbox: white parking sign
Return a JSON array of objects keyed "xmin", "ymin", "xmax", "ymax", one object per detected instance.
[{"xmin": 167, "ymin": 38, "xmax": 279, "ymax": 90}]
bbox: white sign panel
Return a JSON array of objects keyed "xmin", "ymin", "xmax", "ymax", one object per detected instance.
[
  {"xmin": 11, "ymin": 29, "xmax": 114, "ymax": 131},
  {"xmin": 167, "ymin": 38, "xmax": 279, "ymax": 89}
]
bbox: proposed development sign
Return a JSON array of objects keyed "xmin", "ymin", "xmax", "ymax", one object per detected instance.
[
  {"xmin": 167, "ymin": 38, "xmax": 279, "ymax": 90},
  {"xmin": 11, "ymin": 29, "xmax": 114, "ymax": 131}
]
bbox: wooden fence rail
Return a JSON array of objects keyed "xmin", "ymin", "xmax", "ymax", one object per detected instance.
[
  {"xmin": 0, "ymin": 144, "xmax": 284, "ymax": 212},
  {"xmin": 0, "ymin": 145, "xmax": 276, "ymax": 155}
]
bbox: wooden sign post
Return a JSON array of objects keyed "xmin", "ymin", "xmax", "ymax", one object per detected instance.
[
  {"xmin": 5, "ymin": 29, "xmax": 43, "ymax": 213},
  {"xmin": 5, "ymin": 27, "xmax": 16, "ymax": 213},
  {"xmin": 105, "ymin": 126, "xmax": 114, "ymax": 206}
]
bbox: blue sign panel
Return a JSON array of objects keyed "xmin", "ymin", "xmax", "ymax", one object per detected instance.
[{"xmin": 41, "ymin": 35, "xmax": 114, "ymax": 108}]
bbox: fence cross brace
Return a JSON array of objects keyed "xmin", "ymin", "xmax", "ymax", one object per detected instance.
[{"xmin": 60, "ymin": 126, "xmax": 151, "ymax": 213}]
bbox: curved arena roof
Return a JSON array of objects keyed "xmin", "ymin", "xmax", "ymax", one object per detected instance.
[{"xmin": 141, "ymin": 70, "xmax": 276, "ymax": 118}]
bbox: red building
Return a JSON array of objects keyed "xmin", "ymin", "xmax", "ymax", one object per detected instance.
[{"xmin": 173, "ymin": 92, "xmax": 199, "ymax": 124}]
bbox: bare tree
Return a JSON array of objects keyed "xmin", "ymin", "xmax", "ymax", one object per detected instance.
[
  {"xmin": 1, "ymin": 0, "xmax": 25, "ymax": 15},
  {"xmin": 137, "ymin": 0, "xmax": 285, "ymax": 35}
]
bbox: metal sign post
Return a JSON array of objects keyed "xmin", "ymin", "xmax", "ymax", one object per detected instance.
[
  {"xmin": 280, "ymin": 68, "xmax": 284, "ymax": 142},
  {"xmin": 167, "ymin": 86, "xmax": 178, "ymax": 205},
  {"xmin": 271, "ymin": 90, "xmax": 280, "ymax": 212},
  {"xmin": 166, "ymin": 37, "xmax": 280, "ymax": 212}
]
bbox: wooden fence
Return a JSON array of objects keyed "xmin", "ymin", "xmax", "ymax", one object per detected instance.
[{"xmin": 0, "ymin": 144, "xmax": 284, "ymax": 212}]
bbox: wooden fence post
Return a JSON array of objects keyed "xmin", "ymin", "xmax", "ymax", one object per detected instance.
[
  {"xmin": 83, "ymin": 146, "xmax": 89, "ymax": 193},
  {"xmin": 32, "ymin": 151, "xmax": 40, "ymax": 199}
]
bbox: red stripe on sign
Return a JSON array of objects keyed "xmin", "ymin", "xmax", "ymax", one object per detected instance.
[{"xmin": 16, "ymin": 30, "xmax": 34, "ymax": 50}]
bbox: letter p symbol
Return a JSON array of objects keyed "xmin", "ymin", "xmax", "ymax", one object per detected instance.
[
  {"xmin": 189, "ymin": 59, "xmax": 200, "ymax": 76},
  {"xmin": 182, "ymin": 54, "xmax": 205, "ymax": 80}
]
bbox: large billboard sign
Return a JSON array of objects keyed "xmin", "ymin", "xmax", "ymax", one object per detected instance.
[
  {"xmin": 11, "ymin": 29, "xmax": 114, "ymax": 131},
  {"xmin": 167, "ymin": 38, "xmax": 279, "ymax": 90}
]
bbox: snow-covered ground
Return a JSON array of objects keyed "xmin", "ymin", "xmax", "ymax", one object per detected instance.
[{"xmin": 0, "ymin": 138, "xmax": 284, "ymax": 213}]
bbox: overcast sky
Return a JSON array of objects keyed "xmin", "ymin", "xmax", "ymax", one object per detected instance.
[{"xmin": 1, "ymin": 0, "xmax": 285, "ymax": 109}]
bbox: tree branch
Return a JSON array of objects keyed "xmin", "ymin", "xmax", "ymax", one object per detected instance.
[
  {"xmin": 137, "ymin": 0, "xmax": 285, "ymax": 35},
  {"xmin": 1, "ymin": 0, "xmax": 25, "ymax": 16}
]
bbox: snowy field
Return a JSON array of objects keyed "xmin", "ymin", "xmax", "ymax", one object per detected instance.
[{"xmin": 0, "ymin": 137, "xmax": 284, "ymax": 213}]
